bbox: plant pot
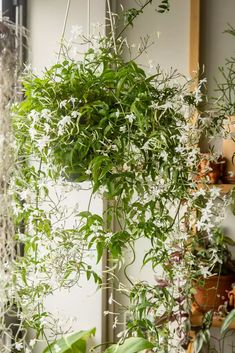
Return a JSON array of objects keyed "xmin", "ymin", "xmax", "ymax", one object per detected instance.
[
  {"xmin": 222, "ymin": 115, "xmax": 235, "ymax": 183},
  {"xmin": 193, "ymin": 274, "xmax": 235, "ymax": 313},
  {"xmin": 198, "ymin": 154, "xmax": 226, "ymax": 184}
]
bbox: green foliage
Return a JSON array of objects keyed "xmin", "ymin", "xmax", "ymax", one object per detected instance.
[
  {"xmin": 215, "ymin": 24, "xmax": 235, "ymax": 116},
  {"xmin": 104, "ymin": 337, "xmax": 154, "ymax": 353},
  {"xmin": 43, "ymin": 328, "xmax": 96, "ymax": 353},
  {"xmin": 194, "ymin": 311, "xmax": 213, "ymax": 353},
  {"xmin": 221, "ymin": 309, "xmax": 235, "ymax": 334},
  {"xmin": 11, "ymin": 7, "xmax": 233, "ymax": 353},
  {"xmin": 231, "ymin": 187, "xmax": 235, "ymax": 215}
]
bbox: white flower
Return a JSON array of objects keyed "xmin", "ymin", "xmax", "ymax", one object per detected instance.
[
  {"xmin": 195, "ymin": 219, "xmax": 205, "ymax": 231},
  {"xmin": 210, "ymin": 187, "xmax": 221, "ymax": 198},
  {"xmin": 199, "ymin": 266, "xmax": 212, "ymax": 278},
  {"xmin": 19, "ymin": 189, "xmax": 32, "ymax": 200},
  {"xmin": 120, "ymin": 126, "xmax": 126, "ymax": 133},
  {"xmin": 194, "ymin": 189, "xmax": 206, "ymax": 198},
  {"xmin": 126, "ymin": 113, "xmax": 136, "ymax": 123},
  {"xmin": 29, "ymin": 127, "xmax": 37, "ymax": 140},
  {"xmin": 159, "ymin": 101, "xmax": 173, "ymax": 110},
  {"xmin": 28, "ymin": 109, "xmax": 39, "ymax": 121},
  {"xmin": 58, "ymin": 115, "xmax": 72, "ymax": 128},
  {"xmin": 44, "ymin": 123, "xmax": 51, "ymax": 134},
  {"xmin": 58, "ymin": 126, "xmax": 64, "ymax": 136},
  {"xmin": 71, "ymin": 111, "xmax": 81, "ymax": 118},
  {"xmin": 29, "ymin": 338, "xmax": 36, "ymax": 347},
  {"xmin": 59, "ymin": 100, "xmax": 67, "ymax": 109},
  {"xmin": 15, "ymin": 342, "xmax": 23, "ymax": 351},
  {"xmin": 37, "ymin": 135, "xmax": 50, "ymax": 151},
  {"xmin": 70, "ymin": 97, "xmax": 76, "ymax": 107},
  {"xmin": 41, "ymin": 109, "xmax": 51, "ymax": 121},
  {"xmin": 25, "ymin": 348, "xmax": 31, "ymax": 353},
  {"xmin": 160, "ymin": 150, "xmax": 168, "ymax": 162},
  {"xmin": 116, "ymin": 110, "xmax": 120, "ymax": 118},
  {"xmin": 85, "ymin": 169, "xmax": 92, "ymax": 175},
  {"xmin": 23, "ymin": 203, "xmax": 31, "ymax": 211},
  {"xmin": 175, "ymin": 146, "xmax": 184, "ymax": 153},
  {"xmin": 54, "ymin": 344, "xmax": 60, "ymax": 353}
]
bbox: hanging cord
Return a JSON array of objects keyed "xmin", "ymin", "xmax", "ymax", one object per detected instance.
[
  {"xmin": 107, "ymin": 0, "xmax": 117, "ymax": 54},
  {"xmin": 87, "ymin": 0, "xmax": 91, "ymax": 48},
  {"xmin": 57, "ymin": 0, "xmax": 72, "ymax": 62}
]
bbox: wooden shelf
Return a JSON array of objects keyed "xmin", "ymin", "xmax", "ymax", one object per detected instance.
[
  {"xmin": 191, "ymin": 312, "xmax": 235, "ymax": 329},
  {"xmin": 218, "ymin": 184, "xmax": 235, "ymax": 194},
  {"xmin": 197, "ymin": 184, "xmax": 235, "ymax": 194}
]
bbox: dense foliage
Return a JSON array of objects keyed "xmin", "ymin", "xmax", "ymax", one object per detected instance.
[{"xmin": 7, "ymin": 9, "xmax": 235, "ymax": 353}]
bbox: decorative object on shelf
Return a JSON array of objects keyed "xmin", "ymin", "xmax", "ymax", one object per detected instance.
[
  {"xmin": 197, "ymin": 153, "xmax": 226, "ymax": 184},
  {"xmin": 228, "ymin": 283, "xmax": 235, "ymax": 308},
  {"xmin": 222, "ymin": 115, "xmax": 235, "ymax": 183}
]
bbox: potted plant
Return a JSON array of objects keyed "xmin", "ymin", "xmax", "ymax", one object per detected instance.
[
  {"xmin": 197, "ymin": 153, "xmax": 226, "ymax": 184},
  {"xmin": 9, "ymin": 5, "xmax": 235, "ymax": 353},
  {"xmin": 13, "ymin": 40, "xmax": 210, "ymax": 352},
  {"xmin": 193, "ymin": 228, "xmax": 235, "ymax": 313}
]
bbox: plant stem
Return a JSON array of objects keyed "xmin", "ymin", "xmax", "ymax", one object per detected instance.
[
  {"xmin": 116, "ymin": 0, "xmax": 153, "ymax": 41},
  {"xmin": 107, "ymin": 0, "xmax": 117, "ymax": 55}
]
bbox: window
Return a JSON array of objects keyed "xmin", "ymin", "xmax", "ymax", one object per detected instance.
[{"xmin": 2, "ymin": 0, "xmax": 27, "ymax": 26}]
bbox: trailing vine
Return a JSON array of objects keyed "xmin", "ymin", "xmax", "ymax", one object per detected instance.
[{"xmin": 2, "ymin": 3, "xmax": 232, "ymax": 353}]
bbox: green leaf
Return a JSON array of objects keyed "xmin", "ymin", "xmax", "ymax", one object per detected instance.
[
  {"xmin": 194, "ymin": 331, "xmax": 205, "ymax": 353},
  {"xmin": 221, "ymin": 309, "xmax": 235, "ymax": 334},
  {"xmin": 104, "ymin": 337, "xmax": 154, "ymax": 353},
  {"xmin": 96, "ymin": 241, "xmax": 104, "ymax": 263},
  {"xmin": 43, "ymin": 328, "xmax": 96, "ymax": 353},
  {"xmin": 78, "ymin": 211, "xmax": 92, "ymax": 218}
]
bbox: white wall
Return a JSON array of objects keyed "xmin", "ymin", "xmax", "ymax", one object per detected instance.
[
  {"xmin": 27, "ymin": 1, "xmax": 106, "ymax": 351},
  {"xmin": 118, "ymin": 0, "xmax": 190, "ymax": 75},
  {"xmin": 200, "ymin": 0, "xmax": 235, "ymax": 95},
  {"xmin": 112, "ymin": 0, "xmax": 191, "ymax": 339},
  {"xmin": 28, "ymin": 0, "xmax": 106, "ymax": 71}
]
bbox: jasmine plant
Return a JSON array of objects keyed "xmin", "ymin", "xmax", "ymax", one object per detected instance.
[{"xmin": 3, "ymin": 3, "xmax": 233, "ymax": 353}]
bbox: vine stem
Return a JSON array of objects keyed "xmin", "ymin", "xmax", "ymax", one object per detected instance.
[
  {"xmin": 87, "ymin": 0, "xmax": 91, "ymax": 48},
  {"xmin": 107, "ymin": 0, "xmax": 117, "ymax": 54},
  {"xmin": 57, "ymin": 0, "xmax": 71, "ymax": 62},
  {"xmin": 123, "ymin": 242, "xmax": 135, "ymax": 286},
  {"xmin": 116, "ymin": 0, "xmax": 153, "ymax": 41}
]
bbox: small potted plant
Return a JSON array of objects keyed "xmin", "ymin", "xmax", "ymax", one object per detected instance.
[
  {"xmin": 193, "ymin": 228, "xmax": 235, "ymax": 313},
  {"xmin": 197, "ymin": 153, "xmax": 226, "ymax": 184}
]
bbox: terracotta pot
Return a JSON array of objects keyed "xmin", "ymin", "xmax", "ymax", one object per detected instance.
[
  {"xmin": 198, "ymin": 154, "xmax": 226, "ymax": 184},
  {"xmin": 222, "ymin": 116, "xmax": 235, "ymax": 183},
  {"xmin": 193, "ymin": 274, "xmax": 235, "ymax": 313}
]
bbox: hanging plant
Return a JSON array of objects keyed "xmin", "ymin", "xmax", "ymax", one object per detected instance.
[{"xmin": 9, "ymin": 3, "xmax": 235, "ymax": 353}]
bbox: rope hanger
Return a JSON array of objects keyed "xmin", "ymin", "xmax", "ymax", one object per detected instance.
[{"xmin": 58, "ymin": 0, "xmax": 92, "ymax": 60}]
